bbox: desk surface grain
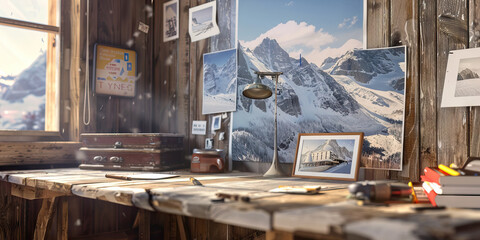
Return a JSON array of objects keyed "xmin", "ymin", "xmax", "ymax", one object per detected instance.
[{"xmin": 2, "ymin": 168, "xmax": 480, "ymax": 239}]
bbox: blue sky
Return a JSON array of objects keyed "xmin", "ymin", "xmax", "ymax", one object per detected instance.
[
  {"xmin": 238, "ymin": 0, "xmax": 364, "ymax": 66},
  {"xmin": 204, "ymin": 49, "xmax": 236, "ymax": 67}
]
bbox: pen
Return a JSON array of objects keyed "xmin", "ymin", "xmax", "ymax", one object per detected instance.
[
  {"xmin": 105, "ymin": 174, "xmax": 132, "ymax": 180},
  {"xmin": 438, "ymin": 164, "xmax": 460, "ymax": 176}
]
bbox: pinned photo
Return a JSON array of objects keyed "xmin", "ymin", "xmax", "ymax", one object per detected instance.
[{"xmin": 189, "ymin": 1, "xmax": 220, "ymax": 42}]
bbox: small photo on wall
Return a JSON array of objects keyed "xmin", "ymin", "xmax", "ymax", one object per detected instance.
[
  {"xmin": 212, "ymin": 115, "xmax": 221, "ymax": 131},
  {"xmin": 202, "ymin": 48, "xmax": 237, "ymax": 114},
  {"xmin": 189, "ymin": 1, "xmax": 220, "ymax": 42},
  {"xmin": 163, "ymin": 0, "xmax": 179, "ymax": 42},
  {"xmin": 442, "ymin": 48, "xmax": 480, "ymax": 107}
]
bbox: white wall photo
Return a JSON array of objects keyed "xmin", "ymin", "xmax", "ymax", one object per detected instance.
[
  {"xmin": 189, "ymin": 1, "xmax": 220, "ymax": 42},
  {"xmin": 442, "ymin": 48, "xmax": 480, "ymax": 107}
]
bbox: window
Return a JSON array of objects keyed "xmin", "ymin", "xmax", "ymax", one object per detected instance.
[{"xmin": 0, "ymin": 0, "xmax": 60, "ymax": 133}]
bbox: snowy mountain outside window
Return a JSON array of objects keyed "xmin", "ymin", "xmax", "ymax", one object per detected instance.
[{"xmin": 0, "ymin": 0, "xmax": 59, "ymax": 131}]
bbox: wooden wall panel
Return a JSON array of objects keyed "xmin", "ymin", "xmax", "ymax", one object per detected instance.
[
  {"xmin": 390, "ymin": 0, "xmax": 421, "ymax": 181},
  {"xmin": 365, "ymin": 0, "xmax": 391, "ymax": 180},
  {"xmin": 436, "ymin": 0, "xmax": 469, "ymax": 167},
  {"xmin": 469, "ymin": 0, "xmax": 480, "ymax": 158},
  {"xmin": 419, "ymin": 0, "xmax": 438, "ymax": 176}
]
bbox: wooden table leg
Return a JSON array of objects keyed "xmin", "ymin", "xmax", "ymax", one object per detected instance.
[
  {"xmin": 33, "ymin": 197, "xmax": 57, "ymax": 240},
  {"xmin": 138, "ymin": 209, "xmax": 151, "ymax": 240},
  {"xmin": 56, "ymin": 197, "xmax": 68, "ymax": 239}
]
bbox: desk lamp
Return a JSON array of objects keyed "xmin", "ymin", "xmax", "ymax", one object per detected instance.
[{"xmin": 242, "ymin": 71, "xmax": 287, "ymax": 177}]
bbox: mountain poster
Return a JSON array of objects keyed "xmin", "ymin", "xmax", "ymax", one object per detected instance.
[{"xmin": 231, "ymin": 0, "xmax": 406, "ymax": 170}]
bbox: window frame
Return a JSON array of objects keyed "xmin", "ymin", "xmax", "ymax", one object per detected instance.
[
  {"xmin": 0, "ymin": 0, "xmax": 62, "ymax": 139},
  {"xmin": 0, "ymin": 0, "xmax": 82, "ymax": 167}
]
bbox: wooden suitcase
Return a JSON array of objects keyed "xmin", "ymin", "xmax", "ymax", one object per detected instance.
[{"xmin": 79, "ymin": 133, "xmax": 185, "ymax": 171}]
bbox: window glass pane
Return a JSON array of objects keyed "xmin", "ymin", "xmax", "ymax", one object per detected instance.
[
  {"xmin": 0, "ymin": 0, "xmax": 50, "ymax": 25},
  {"xmin": 0, "ymin": 26, "xmax": 47, "ymax": 130}
]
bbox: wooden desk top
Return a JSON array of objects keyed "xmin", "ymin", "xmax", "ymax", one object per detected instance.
[{"xmin": 2, "ymin": 168, "xmax": 480, "ymax": 238}]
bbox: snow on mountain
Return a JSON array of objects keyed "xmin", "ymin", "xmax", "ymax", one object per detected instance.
[
  {"xmin": 2, "ymin": 52, "xmax": 46, "ymax": 102},
  {"xmin": 202, "ymin": 49, "xmax": 237, "ymax": 114},
  {"xmin": 319, "ymin": 56, "xmax": 339, "ymax": 72},
  {"xmin": 0, "ymin": 52, "xmax": 46, "ymax": 130},
  {"xmin": 232, "ymin": 38, "xmax": 394, "ymax": 163},
  {"xmin": 457, "ymin": 68, "xmax": 480, "ymax": 80},
  {"xmin": 330, "ymin": 47, "xmax": 405, "ymax": 89},
  {"xmin": 204, "ymin": 52, "xmax": 236, "ymax": 95}
]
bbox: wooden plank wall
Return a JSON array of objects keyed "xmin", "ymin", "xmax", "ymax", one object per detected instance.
[
  {"xmin": 364, "ymin": 0, "xmax": 480, "ymax": 181},
  {"xmin": 72, "ymin": 0, "xmax": 480, "ymax": 180}
]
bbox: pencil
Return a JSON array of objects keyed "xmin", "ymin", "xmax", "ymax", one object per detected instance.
[{"xmin": 438, "ymin": 164, "xmax": 460, "ymax": 176}]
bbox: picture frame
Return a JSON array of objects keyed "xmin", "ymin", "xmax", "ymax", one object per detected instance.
[
  {"xmin": 202, "ymin": 48, "xmax": 237, "ymax": 114},
  {"xmin": 189, "ymin": 1, "xmax": 220, "ymax": 42},
  {"xmin": 441, "ymin": 48, "xmax": 480, "ymax": 108},
  {"xmin": 93, "ymin": 44, "xmax": 137, "ymax": 97},
  {"xmin": 292, "ymin": 132, "xmax": 364, "ymax": 181},
  {"xmin": 163, "ymin": 0, "xmax": 179, "ymax": 42},
  {"xmin": 212, "ymin": 115, "xmax": 221, "ymax": 131}
]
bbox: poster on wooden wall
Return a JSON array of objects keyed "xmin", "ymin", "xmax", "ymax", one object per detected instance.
[
  {"xmin": 189, "ymin": 1, "xmax": 220, "ymax": 42},
  {"xmin": 93, "ymin": 44, "xmax": 137, "ymax": 97},
  {"xmin": 202, "ymin": 48, "xmax": 237, "ymax": 114},
  {"xmin": 163, "ymin": 0, "xmax": 179, "ymax": 42},
  {"xmin": 441, "ymin": 48, "xmax": 480, "ymax": 107},
  {"xmin": 231, "ymin": 0, "xmax": 406, "ymax": 171}
]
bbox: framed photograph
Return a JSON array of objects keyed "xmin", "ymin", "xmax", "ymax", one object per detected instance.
[
  {"xmin": 212, "ymin": 115, "xmax": 221, "ymax": 131},
  {"xmin": 441, "ymin": 48, "xmax": 480, "ymax": 107},
  {"xmin": 93, "ymin": 44, "xmax": 137, "ymax": 97},
  {"xmin": 163, "ymin": 0, "xmax": 179, "ymax": 42},
  {"xmin": 189, "ymin": 1, "xmax": 220, "ymax": 42},
  {"xmin": 292, "ymin": 133, "xmax": 364, "ymax": 181},
  {"xmin": 203, "ymin": 48, "xmax": 237, "ymax": 114}
]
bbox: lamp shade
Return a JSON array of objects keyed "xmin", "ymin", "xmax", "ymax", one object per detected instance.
[{"xmin": 242, "ymin": 76, "xmax": 272, "ymax": 99}]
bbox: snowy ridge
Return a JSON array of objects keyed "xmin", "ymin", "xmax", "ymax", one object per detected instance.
[{"xmin": 232, "ymin": 39, "xmax": 405, "ymax": 166}]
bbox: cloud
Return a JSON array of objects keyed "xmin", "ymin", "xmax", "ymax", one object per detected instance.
[
  {"xmin": 338, "ymin": 16, "xmax": 358, "ymax": 29},
  {"xmin": 285, "ymin": 1, "xmax": 294, "ymax": 6},
  {"xmin": 304, "ymin": 39, "xmax": 363, "ymax": 67},
  {"xmin": 242, "ymin": 20, "xmax": 335, "ymax": 51}
]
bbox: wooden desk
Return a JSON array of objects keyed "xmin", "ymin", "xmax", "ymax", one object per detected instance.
[{"xmin": 2, "ymin": 168, "xmax": 480, "ymax": 240}]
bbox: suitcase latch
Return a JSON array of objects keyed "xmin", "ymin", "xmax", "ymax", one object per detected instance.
[
  {"xmin": 110, "ymin": 156, "xmax": 124, "ymax": 163},
  {"xmin": 114, "ymin": 141, "xmax": 123, "ymax": 148},
  {"xmin": 93, "ymin": 156, "xmax": 106, "ymax": 162}
]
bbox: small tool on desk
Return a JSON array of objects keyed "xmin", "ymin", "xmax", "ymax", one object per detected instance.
[
  {"xmin": 348, "ymin": 181, "xmax": 412, "ymax": 202},
  {"xmin": 269, "ymin": 185, "xmax": 321, "ymax": 194},
  {"xmin": 189, "ymin": 177, "xmax": 203, "ymax": 186},
  {"xmin": 215, "ymin": 193, "xmax": 250, "ymax": 203}
]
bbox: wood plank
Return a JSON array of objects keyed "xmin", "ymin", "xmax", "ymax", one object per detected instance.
[
  {"xmin": 56, "ymin": 197, "xmax": 68, "ymax": 240},
  {"xmin": 365, "ymin": 0, "xmax": 390, "ymax": 180},
  {"xmin": 176, "ymin": 215, "xmax": 188, "ymax": 240},
  {"xmin": 11, "ymin": 185, "xmax": 69, "ymax": 200},
  {"xmin": 419, "ymin": 0, "xmax": 438, "ymax": 172},
  {"xmin": 33, "ymin": 197, "xmax": 57, "ymax": 240},
  {"xmin": 390, "ymin": 0, "xmax": 420, "ymax": 181},
  {"xmin": 436, "ymin": 0, "xmax": 469, "ymax": 167},
  {"xmin": 0, "ymin": 142, "xmax": 80, "ymax": 166},
  {"xmin": 469, "ymin": 0, "xmax": 480, "ymax": 158},
  {"xmin": 69, "ymin": 0, "xmax": 82, "ymax": 141},
  {"xmin": 177, "ymin": 0, "xmax": 192, "ymax": 151},
  {"xmin": 138, "ymin": 209, "xmax": 151, "ymax": 240}
]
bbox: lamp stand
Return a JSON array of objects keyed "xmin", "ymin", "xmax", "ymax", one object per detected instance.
[{"xmin": 263, "ymin": 75, "xmax": 288, "ymax": 177}]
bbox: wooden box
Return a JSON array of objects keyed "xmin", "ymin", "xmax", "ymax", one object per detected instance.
[{"xmin": 79, "ymin": 133, "xmax": 185, "ymax": 171}]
